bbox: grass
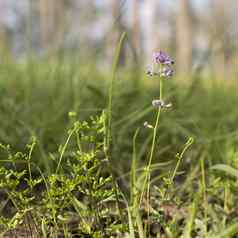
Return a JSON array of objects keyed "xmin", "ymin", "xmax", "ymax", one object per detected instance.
[{"xmin": 0, "ymin": 52, "xmax": 238, "ymax": 237}]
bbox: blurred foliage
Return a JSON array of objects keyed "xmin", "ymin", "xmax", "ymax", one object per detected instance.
[{"xmin": 0, "ymin": 58, "xmax": 238, "ymax": 176}]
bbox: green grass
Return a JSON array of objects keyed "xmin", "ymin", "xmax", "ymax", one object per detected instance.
[
  {"xmin": 0, "ymin": 59, "xmax": 238, "ymax": 172},
  {"xmin": 1, "ymin": 55, "xmax": 238, "ymax": 237}
]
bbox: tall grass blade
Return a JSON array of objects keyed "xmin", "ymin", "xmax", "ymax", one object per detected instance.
[
  {"xmin": 211, "ymin": 164, "xmax": 238, "ymax": 179},
  {"xmin": 41, "ymin": 219, "xmax": 48, "ymax": 238},
  {"xmin": 209, "ymin": 221, "xmax": 238, "ymax": 238},
  {"xmin": 104, "ymin": 32, "xmax": 126, "ymax": 221},
  {"xmin": 182, "ymin": 196, "xmax": 198, "ymax": 238},
  {"xmin": 127, "ymin": 205, "xmax": 136, "ymax": 238},
  {"xmin": 121, "ymin": 192, "xmax": 135, "ymax": 238},
  {"xmin": 131, "ymin": 128, "xmax": 140, "ymax": 205},
  {"xmin": 136, "ymin": 210, "xmax": 145, "ymax": 238},
  {"xmin": 107, "ymin": 32, "xmax": 126, "ymax": 149}
]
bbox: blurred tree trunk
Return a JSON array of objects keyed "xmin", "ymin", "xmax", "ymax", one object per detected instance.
[
  {"xmin": 40, "ymin": 0, "xmax": 53, "ymax": 50},
  {"xmin": 176, "ymin": 0, "xmax": 193, "ymax": 77},
  {"xmin": 211, "ymin": 0, "xmax": 227, "ymax": 79},
  {"xmin": 132, "ymin": 0, "xmax": 141, "ymax": 63},
  {"xmin": 26, "ymin": 0, "xmax": 35, "ymax": 54},
  {"xmin": 0, "ymin": 1, "xmax": 8, "ymax": 52},
  {"xmin": 142, "ymin": 0, "xmax": 158, "ymax": 63},
  {"xmin": 40, "ymin": 0, "xmax": 65, "ymax": 56},
  {"xmin": 0, "ymin": 24, "xmax": 7, "ymax": 52},
  {"xmin": 109, "ymin": 0, "xmax": 126, "ymax": 66},
  {"xmin": 53, "ymin": 0, "xmax": 66, "ymax": 53}
]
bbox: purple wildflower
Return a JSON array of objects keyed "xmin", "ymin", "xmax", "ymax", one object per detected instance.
[
  {"xmin": 146, "ymin": 65, "xmax": 159, "ymax": 77},
  {"xmin": 146, "ymin": 65, "xmax": 153, "ymax": 76},
  {"xmin": 153, "ymin": 51, "xmax": 174, "ymax": 65},
  {"xmin": 160, "ymin": 67, "xmax": 174, "ymax": 77}
]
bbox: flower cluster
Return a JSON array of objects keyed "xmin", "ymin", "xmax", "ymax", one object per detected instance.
[
  {"xmin": 153, "ymin": 51, "xmax": 174, "ymax": 65},
  {"xmin": 146, "ymin": 51, "xmax": 174, "ymax": 112},
  {"xmin": 146, "ymin": 51, "xmax": 174, "ymax": 78}
]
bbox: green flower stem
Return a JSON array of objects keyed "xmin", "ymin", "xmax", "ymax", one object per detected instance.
[
  {"xmin": 139, "ymin": 76, "xmax": 163, "ymax": 206},
  {"xmin": 56, "ymin": 127, "xmax": 76, "ymax": 174}
]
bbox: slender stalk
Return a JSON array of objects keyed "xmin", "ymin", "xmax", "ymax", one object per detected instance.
[
  {"xmin": 27, "ymin": 138, "xmax": 36, "ymax": 188},
  {"xmin": 107, "ymin": 32, "xmax": 126, "ymax": 149},
  {"xmin": 162, "ymin": 137, "xmax": 193, "ymax": 200},
  {"xmin": 105, "ymin": 32, "xmax": 126, "ymax": 220},
  {"xmin": 56, "ymin": 126, "xmax": 76, "ymax": 173},
  {"xmin": 170, "ymin": 137, "xmax": 194, "ymax": 184},
  {"xmin": 131, "ymin": 128, "xmax": 140, "ymax": 206},
  {"xmin": 36, "ymin": 166, "xmax": 59, "ymax": 235},
  {"xmin": 224, "ymin": 183, "xmax": 229, "ymax": 213},
  {"xmin": 200, "ymin": 157, "xmax": 207, "ymax": 236},
  {"xmin": 182, "ymin": 197, "xmax": 198, "ymax": 238},
  {"xmin": 139, "ymin": 76, "xmax": 163, "ymax": 206}
]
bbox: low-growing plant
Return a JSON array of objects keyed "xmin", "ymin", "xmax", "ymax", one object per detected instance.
[{"xmin": 0, "ymin": 113, "xmax": 126, "ymax": 237}]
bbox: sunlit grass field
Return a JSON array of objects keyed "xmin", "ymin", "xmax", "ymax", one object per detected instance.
[{"xmin": 1, "ymin": 55, "xmax": 238, "ymax": 237}]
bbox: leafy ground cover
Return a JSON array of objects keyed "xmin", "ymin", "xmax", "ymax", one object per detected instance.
[{"xmin": 0, "ymin": 52, "xmax": 238, "ymax": 237}]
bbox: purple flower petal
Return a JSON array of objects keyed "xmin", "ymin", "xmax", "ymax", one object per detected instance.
[
  {"xmin": 146, "ymin": 65, "xmax": 159, "ymax": 77},
  {"xmin": 154, "ymin": 51, "xmax": 174, "ymax": 65},
  {"xmin": 146, "ymin": 65, "xmax": 153, "ymax": 76},
  {"xmin": 160, "ymin": 67, "xmax": 174, "ymax": 77}
]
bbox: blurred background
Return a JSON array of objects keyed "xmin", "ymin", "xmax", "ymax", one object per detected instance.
[{"xmin": 0, "ymin": 0, "xmax": 237, "ymax": 78}]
